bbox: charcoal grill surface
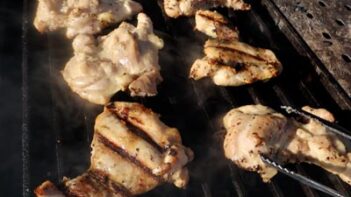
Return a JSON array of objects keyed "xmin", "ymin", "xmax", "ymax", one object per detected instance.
[{"xmin": 1, "ymin": 0, "xmax": 351, "ymax": 196}]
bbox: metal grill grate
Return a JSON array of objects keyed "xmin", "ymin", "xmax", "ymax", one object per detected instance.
[
  {"xmin": 20, "ymin": 0, "xmax": 351, "ymax": 197},
  {"xmin": 261, "ymin": 0, "xmax": 351, "ymax": 109}
]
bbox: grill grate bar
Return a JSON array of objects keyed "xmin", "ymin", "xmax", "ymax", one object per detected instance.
[
  {"xmin": 190, "ymin": 80, "xmax": 242, "ymax": 197},
  {"xmin": 21, "ymin": 0, "xmax": 30, "ymax": 196},
  {"xmin": 228, "ymin": 164, "xmax": 246, "ymax": 197},
  {"xmin": 201, "ymin": 183, "xmax": 212, "ymax": 197},
  {"xmin": 47, "ymin": 34, "xmax": 63, "ymax": 182},
  {"xmin": 297, "ymin": 81, "xmax": 321, "ymax": 107}
]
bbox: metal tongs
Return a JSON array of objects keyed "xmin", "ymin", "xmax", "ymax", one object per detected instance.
[{"xmin": 260, "ymin": 106, "xmax": 351, "ymax": 197}]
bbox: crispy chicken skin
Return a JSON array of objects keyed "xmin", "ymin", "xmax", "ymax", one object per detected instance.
[
  {"xmin": 35, "ymin": 102, "xmax": 193, "ymax": 196},
  {"xmin": 190, "ymin": 39, "xmax": 282, "ymax": 86},
  {"xmin": 34, "ymin": 0, "xmax": 142, "ymax": 38},
  {"xmin": 164, "ymin": 0, "xmax": 251, "ymax": 18},
  {"xmin": 62, "ymin": 13, "xmax": 164, "ymax": 105},
  {"xmin": 195, "ymin": 10, "xmax": 239, "ymax": 40},
  {"xmin": 223, "ymin": 105, "xmax": 351, "ymax": 185}
]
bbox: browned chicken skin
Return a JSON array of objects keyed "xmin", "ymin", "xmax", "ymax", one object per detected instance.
[
  {"xmin": 34, "ymin": 0, "xmax": 142, "ymax": 38},
  {"xmin": 190, "ymin": 39, "xmax": 282, "ymax": 86},
  {"xmin": 35, "ymin": 102, "xmax": 193, "ymax": 197},
  {"xmin": 164, "ymin": 0, "xmax": 251, "ymax": 18},
  {"xmin": 223, "ymin": 105, "xmax": 351, "ymax": 185},
  {"xmin": 195, "ymin": 10, "xmax": 239, "ymax": 40}
]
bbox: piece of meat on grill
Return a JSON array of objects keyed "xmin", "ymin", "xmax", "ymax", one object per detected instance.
[
  {"xmin": 35, "ymin": 181, "xmax": 65, "ymax": 197},
  {"xmin": 34, "ymin": 0, "xmax": 142, "ymax": 38},
  {"xmin": 223, "ymin": 105, "xmax": 351, "ymax": 185},
  {"xmin": 35, "ymin": 102, "xmax": 194, "ymax": 197},
  {"xmin": 195, "ymin": 10, "xmax": 239, "ymax": 40},
  {"xmin": 164, "ymin": 0, "xmax": 251, "ymax": 18},
  {"xmin": 62, "ymin": 13, "xmax": 164, "ymax": 105},
  {"xmin": 190, "ymin": 39, "xmax": 282, "ymax": 86}
]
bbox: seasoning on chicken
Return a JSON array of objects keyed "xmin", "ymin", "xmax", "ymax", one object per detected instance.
[
  {"xmin": 195, "ymin": 10, "xmax": 239, "ymax": 40},
  {"xmin": 223, "ymin": 105, "xmax": 351, "ymax": 185},
  {"xmin": 35, "ymin": 102, "xmax": 194, "ymax": 197},
  {"xmin": 164, "ymin": 0, "xmax": 251, "ymax": 18},
  {"xmin": 190, "ymin": 39, "xmax": 282, "ymax": 86},
  {"xmin": 62, "ymin": 13, "xmax": 164, "ymax": 105},
  {"xmin": 34, "ymin": 0, "xmax": 142, "ymax": 38}
]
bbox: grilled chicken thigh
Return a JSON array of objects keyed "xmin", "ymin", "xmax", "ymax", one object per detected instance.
[
  {"xmin": 195, "ymin": 10, "xmax": 239, "ymax": 40},
  {"xmin": 223, "ymin": 105, "xmax": 351, "ymax": 185},
  {"xmin": 35, "ymin": 102, "xmax": 194, "ymax": 196},
  {"xmin": 62, "ymin": 13, "xmax": 164, "ymax": 105},
  {"xmin": 34, "ymin": 0, "xmax": 142, "ymax": 38},
  {"xmin": 164, "ymin": 0, "xmax": 251, "ymax": 18},
  {"xmin": 190, "ymin": 39, "xmax": 282, "ymax": 86}
]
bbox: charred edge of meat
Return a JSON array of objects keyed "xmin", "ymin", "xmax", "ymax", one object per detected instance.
[
  {"xmin": 96, "ymin": 132, "xmax": 164, "ymax": 182},
  {"xmin": 34, "ymin": 181, "xmax": 63, "ymax": 196},
  {"xmin": 209, "ymin": 58, "xmax": 245, "ymax": 70},
  {"xmin": 124, "ymin": 119, "xmax": 165, "ymax": 152},
  {"xmin": 60, "ymin": 173, "xmax": 98, "ymax": 197},
  {"xmin": 106, "ymin": 103, "xmax": 164, "ymax": 152},
  {"xmin": 58, "ymin": 170, "xmax": 131, "ymax": 197},
  {"xmin": 209, "ymin": 45, "xmax": 272, "ymax": 64},
  {"xmin": 89, "ymin": 170, "xmax": 132, "ymax": 197},
  {"xmin": 197, "ymin": 11, "xmax": 228, "ymax": 25}
]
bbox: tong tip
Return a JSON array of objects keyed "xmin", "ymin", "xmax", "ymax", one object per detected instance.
[{"xmin": 260, "ymin": 155, "xmax": 344, "ymax": 197}]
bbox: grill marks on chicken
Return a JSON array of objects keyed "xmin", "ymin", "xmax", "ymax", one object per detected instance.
[
  {"xmin": 62, "ymin": 13, "xmax": 164, "ymax": 105},
  {"xmin": 106, "ymin": 102, "xmax": 194, "ymax": 187},
  {"xmin": 223, "ymin": 105, "xmax": 351, "ymax": 185},
  {"xmin": 34, "ymin": 0, "xmax": 142, "ymax": 38},
  {"xmin": 190, "ymin": 10, "xmax": 282, "ymax": 86},
  {"xmin": 195, "ymin": 10, "xmax": 239, "ymax": 40},
  {"xmin": 190, "ymin": 39, "xmax": 282, "ymax": 86},
  {"xmin": 35, "ymin": 102, "xmax": 193, "ymax": 196},
  {"xmin": 164, "ymin": 0, "xmax": 251, "ymax": 18},
  {"xmin": 64, "ymin": 170, "xmax": 132, "ymax": 197}
]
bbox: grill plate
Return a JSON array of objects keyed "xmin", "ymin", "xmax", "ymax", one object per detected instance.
[{"xmin": 13, "ymin": 0, "xmax": 351, "ymax": 197}]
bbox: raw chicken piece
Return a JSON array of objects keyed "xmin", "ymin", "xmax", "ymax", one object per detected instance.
[
  {"xmin": 190, "ymin": 39, "xmax": 282, "ymax": 86},
  {"xmin": 62, "ymin": 13, "xmax": 164, "ymax": 105},
  {"xmin": 164, "ymin": 0, "xmax": 251, "ymax": 18},
  {"xmin": 35, "ymin": 102, "xmax": 194, "ymax": 196},
  {"xmin": 195, "ymin": 10, "xmax": 239, "ymax": 40},
  {"xmin": 34, "ymin": 0, "xmax": 142, "ymax": 38},
  {"xmin": 223, "ymin": 105, "xmax": 351, "ymax": 185}
]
